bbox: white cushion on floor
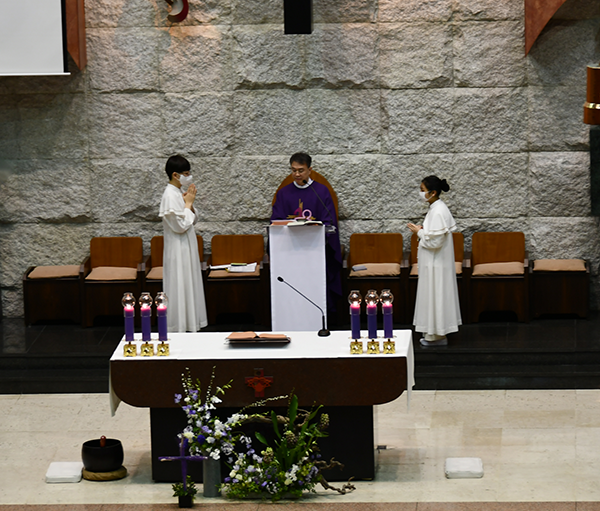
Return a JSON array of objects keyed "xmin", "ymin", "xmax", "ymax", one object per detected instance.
[
  {"xmin": 444, "ymin": 457, "xmax": 483, "ymax": 479},
  {"xmin": 46, "ymin": 461, "xmax": 83, "ymax": 483}
]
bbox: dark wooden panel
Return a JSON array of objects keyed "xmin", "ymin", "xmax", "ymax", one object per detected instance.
[
  {"xmin": 90, "ymin": 237, "xmax": 144, "ymax": 269},
  {"xmin": 111, "ymin": 356, "xmax": 407, "ymax": 408},
  {"xmin": 471, "ymin": 232, "xmax": 525, "ymax": 266},
  {"xmin": 348, "ymin": 233, "xmax": 403, "ymax": 266}
]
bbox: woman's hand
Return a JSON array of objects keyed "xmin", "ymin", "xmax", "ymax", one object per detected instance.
[{"xmin": 407, "ymin": 223, "xmax": 422, "ymax": 234}]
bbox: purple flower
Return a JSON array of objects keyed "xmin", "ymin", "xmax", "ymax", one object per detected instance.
[
  {"xmin": 202, "ymin": 425, "xmax": 212, "ymax": 434},
  {"xmin": 232, "ymin": 478, "xmax": 239, "ymax": 484},
  {"xmin": 189, "ymin": 389, "xmax": 199, "ymax": 401},
  {"xmin": 224, "ymin": 477, "xmax": 231, "ymax": 483},
  {"xmin": 261, "ymin": 481, "xmax": 268, "ymax": 488},
  {"xmin": 174, "ymin": 393, "xmax": 182, "ymax": 403},
  {"xmin": 196, "ymin": 434, "xmax": 206, "ymax": 445},
  {"xmin": 298, "ymin": 481, "xmax": 304, "ymax": 486}
]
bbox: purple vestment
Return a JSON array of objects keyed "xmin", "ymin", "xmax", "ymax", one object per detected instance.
[{"xmin": 271, "ymin": 181, "xmax": 342, "ymax": 310}]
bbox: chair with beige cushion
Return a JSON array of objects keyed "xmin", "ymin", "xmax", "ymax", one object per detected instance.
[
  {"xmin": 531, "ymin": 259, "xmax": 589, "ymax": 318},
  {"xmin": 469, "ymin": 232, "xmax": 529, "ymax": 323},
  {"xmin": 408, "ymin": 232, "xmax": 468, "ymax": 324},
  {"xmin": 81, "ymin": 237, "xmax": 146, "ymax": 327},
  {"xmin": 205, "ymin": 234, "xmax": 269, "ymax": 327},
  {"xmin": 23, "ymin": 264, "xmax": 83, "ymax": 325},
  {"xmin": 345, "ymin": 233, "xmax": 406, "ymax": 324}
]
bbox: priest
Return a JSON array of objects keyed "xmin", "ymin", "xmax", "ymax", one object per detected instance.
[
  {"xmin": 159, "ymin": 155, "xmax": 208, "ymax": 332},
  {"xmin": 271, "ymin": 152, "xmax": 342, "ymax": 311}
]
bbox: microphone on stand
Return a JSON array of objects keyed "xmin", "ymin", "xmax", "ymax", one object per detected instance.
[
  {"xmin": 302, "ymin": 179, "xmax": 335, "ymax": 230},
  {"xmin": 277, "ymin": 276, "xmax": 330, "ymax": 337}
]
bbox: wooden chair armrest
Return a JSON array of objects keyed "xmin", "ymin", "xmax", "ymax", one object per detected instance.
[
  {"xmin": 23, "ymin": 266, "xmax": 35, "ymax": 282},
  {"xmin": 80, "ymin": 257, "xmax": 91, "ymax": 278},
  {"xmin": 462, "ymin": 252, "xmax": 471, "ymax": 269},
  {"xmin": 401, "ymin": 250, "xmax": 411, "ymax": 269}
]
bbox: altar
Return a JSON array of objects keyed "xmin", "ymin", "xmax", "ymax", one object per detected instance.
[{"xmin": 110, "ymin": 330, "xmax": 414, "ymax": 482}]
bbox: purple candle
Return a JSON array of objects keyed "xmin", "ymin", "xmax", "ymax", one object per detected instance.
[
  {"xmin": 123, "ymin": 305, "xmax": 135, "ymax": 342},
  {"xmin": 350, "ymin": 304, "xmax": 361, "ymax": 339},
  {"xmin": 141, "ymin": 305, "xmax": 151, "ymax": 342},
  {"xmin": 383, "ymin": 303, "xmax": 393, "ymax": 339},
  {"xmin": 157, "ymin": 304, "xmax": 168, "ymax": 341},
  {"xmin": 367, "ymin": 304, "xmax": 377, "ymax": 339}
]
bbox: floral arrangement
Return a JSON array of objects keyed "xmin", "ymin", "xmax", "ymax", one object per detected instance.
[
  {"xmin": 175, "ymin": 368, "xmax": 247, "ymax": 461},
  {"xmin": 221, "ymin": 394, "xmax": 354, "ymax": 501},
  {"xmin": 172, "ymin": 369, "xmax": 355, "ymax": 501}
]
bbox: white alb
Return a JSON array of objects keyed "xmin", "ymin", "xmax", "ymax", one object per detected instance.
[
  {"xmin": 413, "ymin": 199, "xmax": 462, "ymax": 337},
  {"xmin": 159, "ymin": 183, "xmax": 207, "ymax": 332}
]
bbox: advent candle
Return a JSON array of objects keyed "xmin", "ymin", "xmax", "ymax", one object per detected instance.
[
  {"xmin": 155, "ymin": 292, "xmax": 169, "ymax": 342},
  {"xmin": 380, "ymin": 289, "xmax": 394, "ymax": 339},
  {"xmin": 348, "ymin": 290, "xmax": 362, "ymax": 340},
  {"xmin": 121, "ymin": 292, "xmax": 136, "ymax": 343},
  {"xmin": 365, "ymin": 289, "xmax": 379, "ymax": 340},
  {"xmin": 124, "ymin": 305, "xmax": 135, "ymax": 342},
  {"xmin": 139, "ymin": 292, "xmax": 153, "ymax": 342},
  {"xmin": 383, "ymin": 304, "xmax": 393, "ymax": 338},
  {"xmin": 350, "ymin": 304, "xmax": 361, "ymax": 339}
]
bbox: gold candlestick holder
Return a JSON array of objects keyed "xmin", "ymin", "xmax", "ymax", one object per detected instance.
[
  {"xmin": 350, "ymin": 340, "xmax": 363, "ymax": 354},
  {"xmin": 123, "ymin": 342, "xmax": 137, "ymax": 357},
  {"xmin": 367, "ymin": 340, "xmax": 380, "ymax": 354},
  {"xmin": 156, "ymin": 341, "xmax": 170, "ymax": 356},
  {"xmin": 383, "ymin": 339, "xmax": 396, "ymax": 354},
  {"xmin": 140, "ymin": 342, "xmax": 154, "ymax": 356}
]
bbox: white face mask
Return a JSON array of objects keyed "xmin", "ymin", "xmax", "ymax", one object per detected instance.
[
  {"xmin": 419, "ymin": 190, "xmax": 429, "ymax": 201},
  {"xmin": 178, "ymin": 174, "xmax": 193, "ymax": 187}
]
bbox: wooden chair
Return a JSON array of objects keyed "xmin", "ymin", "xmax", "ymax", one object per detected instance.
[
  {"xmin": 81, "ymin": 237, "xmax": 146, "ymax": 327},
  {"xmin": 469, "ymin": 232, "xmax": 529, "ymax": 323},
  {"xmin": 144, "ymin": 235, "xmax": 205, "ymax": 298},
  {"xmin": 23, "ymin": 264, "xmax": 83, "ymax": 325},
  {"xmin": 530, "ymin": 259, "xmax": 589, "ymax": 318},
  {"xmin": 344, "ymin": 233, "xmax": 406, "ymax": 324},
  {"xmin": 272, "ymin": 169, "xmax": 339, "ymax": 220},
  {"xmin": 204, "ymin": 234, "xmax": 269, "ymax": 327},
  {"xmin": 407, "ymin": 232, "xmax": 468, "ymax": 324}
]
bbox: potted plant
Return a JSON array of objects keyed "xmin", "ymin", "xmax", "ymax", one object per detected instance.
[{"xmin": 172, "ymin": 475, "xmax": 197, "ymax": 508}]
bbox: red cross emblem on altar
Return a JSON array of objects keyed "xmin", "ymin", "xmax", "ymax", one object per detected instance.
[{"xmin": 245, "ymin": 368, "xmax": 273, "ymax": 397}]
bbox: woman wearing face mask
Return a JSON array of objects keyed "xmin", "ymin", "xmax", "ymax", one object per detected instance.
[{"xmin": 407, "ymin": 176, "xmax": 461, "ymax": 346}]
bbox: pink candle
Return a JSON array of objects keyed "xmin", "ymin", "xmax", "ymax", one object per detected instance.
[{"xmin": 157, "ymin": 304, "xmax": 168, "ymax": 342}]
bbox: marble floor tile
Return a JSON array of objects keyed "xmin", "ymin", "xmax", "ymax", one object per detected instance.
[{"xmin": 2, "ymin": 390, "xmax": 600, "ymax": 505}]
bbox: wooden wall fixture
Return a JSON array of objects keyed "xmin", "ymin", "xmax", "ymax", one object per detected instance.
[
  {"xmin": 584, "ymin": 66, "xmax": 600, "ymax": 125},
  {"xmin": 165, "ymin": 0, "xmax": 189, "ymax": 23},
  {"xmin": 65, "ymin": 0, "xmax": 87, "ymax": 70},
  {"xmin": 525, "ymin": 0, "xmax": 568, "ymax": 55}
]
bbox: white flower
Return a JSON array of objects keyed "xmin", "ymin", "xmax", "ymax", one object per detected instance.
[
  {"xmin": 206, "ymin": 437, "xmax": 215, "ymax": 444},
  {"xmin": 182, "ymin": 431, "xmax": 194, "ymax": 440},
  {"xmin": 229, "ymin": 470, "xmax": 237, "ymax": 478},
  {"xmin": 247, "ymin": 465, "xmax": 255, "ymax": 473},
  {"xmin": 284, "ymin": 479, "xmax": 292, "ymax": 485},
  {"xmin": 210, "ymin": 450, "xmax": 220, "ymax": 460},
  {"xmin": 211, "ymin": 396, "xmax": 222, "ymax": 404}
]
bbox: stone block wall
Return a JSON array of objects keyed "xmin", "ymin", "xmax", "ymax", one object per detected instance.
[{"xmin": 0, "ymin": 0, "xmax": 599, "ymax": 316}]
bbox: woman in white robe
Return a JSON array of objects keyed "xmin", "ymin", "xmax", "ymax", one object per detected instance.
[
  {"xmin": 408, "ymin": 176, "xmax": 461, "ymax": 346},
  {"xmin": 159, "ymin": 155, "xmax": 208, "ymax": 332}
]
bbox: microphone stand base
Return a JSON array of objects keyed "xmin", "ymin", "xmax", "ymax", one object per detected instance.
[{"xmin": 318, "ymin": 329, "xmax": 331, "ymax": 337}]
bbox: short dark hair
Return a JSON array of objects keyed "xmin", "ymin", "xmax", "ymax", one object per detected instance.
[
  {"xmin": 290, "ymin": 152, "xmax": 312, "ymax": 168},
  {"xmin": 422, "ymin": 175, "xmax": 450, "ymax": 196},
  {"xmin": 165, "ymin": 155, "xmax": 190, "ymax": 179}
]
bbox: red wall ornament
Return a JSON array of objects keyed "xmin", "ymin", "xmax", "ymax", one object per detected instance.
[{"xmin": 165, "ymin": 0, "xmax": 189, "ymax": 23}]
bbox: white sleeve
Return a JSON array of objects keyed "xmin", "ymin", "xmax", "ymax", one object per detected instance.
[
  {"xmin": 417, "ymin": 229, "xmax": 446, "ymax": 250},
  {"xmin": 162, "ymin": 208, "xmax": 196, "ymax": 234}
]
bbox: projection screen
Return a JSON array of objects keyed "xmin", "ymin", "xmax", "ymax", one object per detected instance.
[{"xmin": 0, "ymin": 0, "xmax": 68, "ymax": 75}]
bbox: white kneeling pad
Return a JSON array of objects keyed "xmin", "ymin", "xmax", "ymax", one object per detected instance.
[
  {"xmin": 46, "ymin": 461, "xmax": 84, "ymax": 483},
  {"xmin": 444, "ymin": 457, "xmax": 483, "ymax": 479}
]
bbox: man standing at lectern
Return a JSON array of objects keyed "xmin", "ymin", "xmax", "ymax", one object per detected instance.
[{"xmin": 271, "ymin": 152, "xmax": 342, "ymax": 312}]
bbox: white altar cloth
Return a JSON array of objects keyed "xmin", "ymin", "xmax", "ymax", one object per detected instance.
[{"xmin": 110, "ymin": 330, "xmax": 414, "ymax": 415}]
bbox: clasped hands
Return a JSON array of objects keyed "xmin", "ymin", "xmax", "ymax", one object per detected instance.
[{"xmin": 407, "ymin": 222, "xmax": 423, "ymax": 234}]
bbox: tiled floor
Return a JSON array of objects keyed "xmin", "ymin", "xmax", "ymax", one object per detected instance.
[{"xmin": 1, "ymin": 389, "xmax": 600, "ymax": 506}]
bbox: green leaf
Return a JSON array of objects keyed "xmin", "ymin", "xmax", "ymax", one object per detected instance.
[
  {"xmin": 255, "ymin": 431, "xmax": 269, "ymax": 446},
  {"xmin": 288, "ymin": 394, "xmax": 298, "ymax": 429},
  {"xmin": 271, "ymin": 410, "xmax": 281, "ymax": 439}
]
